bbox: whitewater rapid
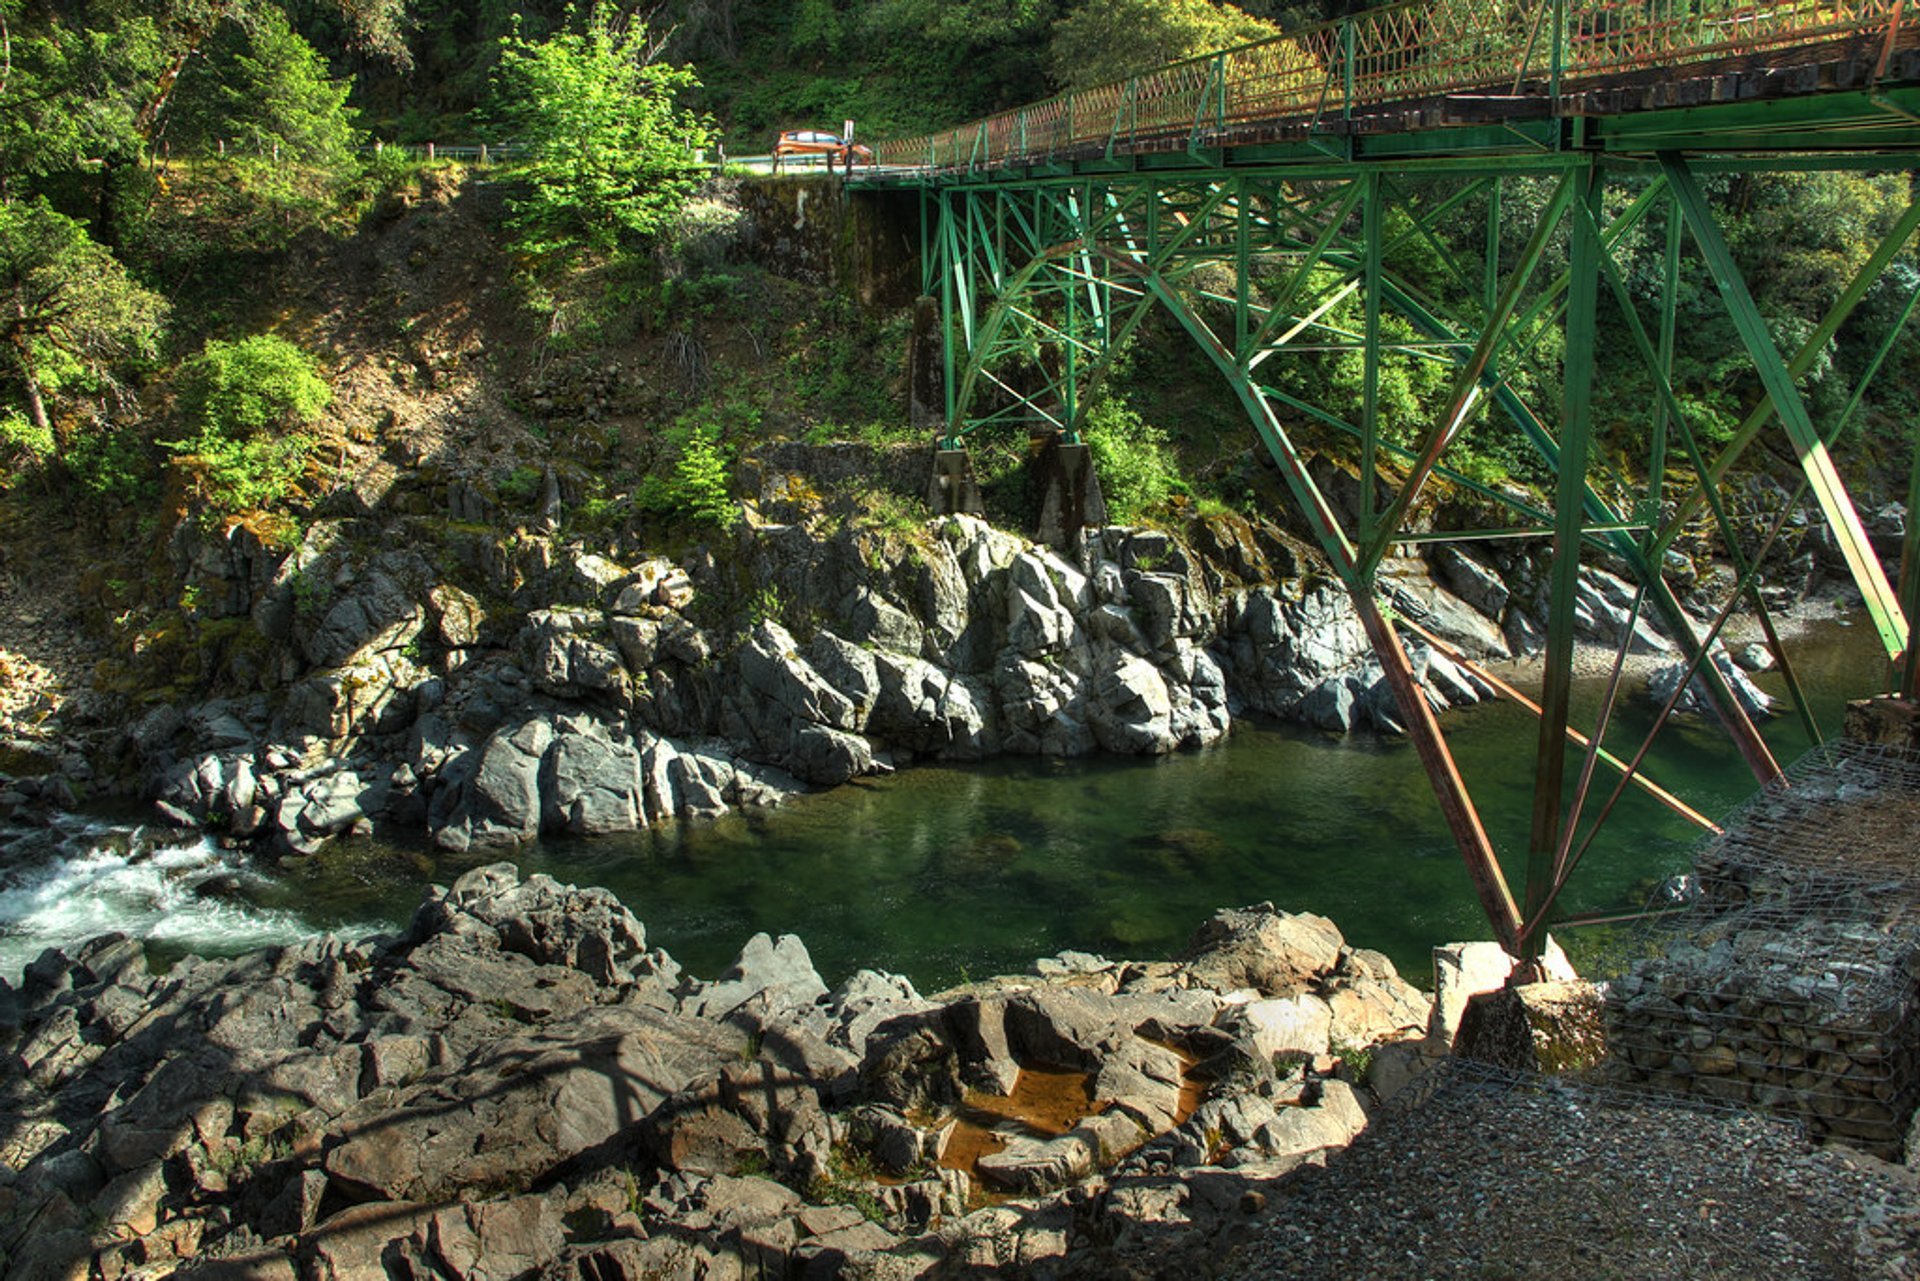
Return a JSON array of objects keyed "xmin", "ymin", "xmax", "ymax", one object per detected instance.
[{"xmin": 0, "ymin": 816, "xmax": 341, "ymax": 981}]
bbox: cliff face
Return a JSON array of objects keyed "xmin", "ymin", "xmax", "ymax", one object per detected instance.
[{"xmin": 119, "ymin": 446, "xmax": 1569, "ymax": 858}]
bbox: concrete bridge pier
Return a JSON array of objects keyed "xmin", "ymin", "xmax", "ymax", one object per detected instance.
[{"xmin": 1032, "ymin": 435, "xmax": 1106, "ymax": 548}]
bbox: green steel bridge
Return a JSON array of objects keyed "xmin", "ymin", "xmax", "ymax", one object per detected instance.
[{"xmin": 849, "ymin": 0, "xmax": 1920, "ymax": 964}]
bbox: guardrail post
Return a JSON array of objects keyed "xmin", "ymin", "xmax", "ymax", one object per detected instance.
[
  {"xmin": 1342, "ymin": 20, "xmax": 1356, "ymax": 126},
  {"xmin": 1216, "ymin": 53, "xmax": 1227, "ymax": 137},
  {"xmin": 1550, "ymin": 0, "xmax": 1565, "ymax": 105}
]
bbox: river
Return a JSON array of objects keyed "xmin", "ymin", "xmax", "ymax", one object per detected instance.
[{"xmin": 0, "ymin": 617, "xmax": 1893, "ymax": 989}]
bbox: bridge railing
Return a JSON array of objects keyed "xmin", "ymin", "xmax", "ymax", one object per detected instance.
[{"xmin": 873, "ymin": 0, "xmax": 1912, "ymax": 173}]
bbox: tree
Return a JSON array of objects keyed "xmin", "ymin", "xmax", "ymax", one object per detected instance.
[
  {"xmin": 1050, "ymin": 0, "xmax": 1281, "ymax": 91},
  {"xmin": 169, "ymin": 8, "xmax": 360, "ymax": 167},
  {"xmin": 487, "ymin": 5, "xmax": 715, "ymax": 262},
  {"xmin": 0, "ymin": 198, "xmax": 165, "ymax": 453}
]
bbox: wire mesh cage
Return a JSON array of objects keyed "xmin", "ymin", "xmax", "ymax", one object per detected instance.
[{"xmin": 1599, "ymin": 740, "xmax": 1920, "ymax": 1158}]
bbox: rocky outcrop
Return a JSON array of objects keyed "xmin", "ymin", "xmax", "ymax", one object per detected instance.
[
  {"xmin": 132, "ymin": 505, "xmax": 1556, "ymax": 856},
  {"xmin": 0, "ymin": 875, "xmax": 1437, "ymax": 1281}
]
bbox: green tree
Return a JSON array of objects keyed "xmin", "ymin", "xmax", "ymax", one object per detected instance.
[
  {"xmin": 1050, "ymin": 0, "xmax": 1281, "ymax": 91},
  {"xmin": 488, "ymin": 5, "xmax": 715, "ymax": 262},
  {"xmin": 169, "ymin": 8, "xmax": 359, "ymax": 166},
  {"xmin": 0, "ymin": 198, "xmax": 166, "ymax": 453},
  {"xmin": 167, "ymin": 333, "xmax": 329, "ymax": 515}
]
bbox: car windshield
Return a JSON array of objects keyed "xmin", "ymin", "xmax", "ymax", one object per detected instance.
[{"xmin": 788, "ymin": 131, "xmax": 842, "ymax": 144}]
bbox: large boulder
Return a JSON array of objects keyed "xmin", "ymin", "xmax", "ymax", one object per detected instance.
[
  {"xmin": 324, "ymin": 1005, "xmax": 737, "ymax": 1203},
  {"xmin": 1181, "ymin": 904, "xmax": 1345, "ymax": 995}
]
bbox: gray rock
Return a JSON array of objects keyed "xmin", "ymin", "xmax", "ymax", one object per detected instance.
[
  {"xmin": 1433, "ymin": 545, "xmax": 1510, "ymax": 620},
  {"xmin": 543, "ymin": 727, "xmax": 645, "ymax": 836},
  {"xmin": 687, "ymin": 932, "xmax": 830, "ymax": 1025},
  {"xmin": 1086, "ymin": 652, "xmax": 1175, "ymax": 755},
  {"xmin": 740, "ymin": 620, "xmax": 857, "ymax": 731},
  {"xmin": 1646, "ymin": 651, "xmax": 1776, "ymax": 719},
  {"xmin": 324, "ymin": 1005, "xmax": 734, "ymax": 1202},
  {"xmin": 299, "ymin": 565, "xmax": 427, "ymax": 669},
  {"xmin": 1182, "ymin": 904, "xmax": 1345, "ymax": 996}
]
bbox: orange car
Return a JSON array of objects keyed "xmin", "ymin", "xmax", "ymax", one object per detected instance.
[{"xmin": 772, "ymin": 129, "xmax": 874, "ymax": 173}]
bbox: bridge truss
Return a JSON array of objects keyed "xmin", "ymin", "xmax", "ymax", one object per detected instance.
[{"xmin": 860, "ymin": 1, "xmax": 1920, "ymax": 961}]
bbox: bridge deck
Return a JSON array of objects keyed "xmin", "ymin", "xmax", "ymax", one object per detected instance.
[{"xmin": 857, "ymin": 1, "xmax": 1920, "ymax": 183}]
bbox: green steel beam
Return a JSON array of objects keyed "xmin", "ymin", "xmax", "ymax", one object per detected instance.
[
  {"xmin": 1653, "ymin": 194, "xmax": 1920, "ymax": 560},
  {"xmin": 1661, "ymin": 153, "xmax": 1910, "ymax": 659},
  {"xmin": 1522, "ymin": 161, "xmax": 1602, "ymax": 960},
  {"xmin": 1360, "ymin": 171, "xmax": 1384, "ymax": 545}
]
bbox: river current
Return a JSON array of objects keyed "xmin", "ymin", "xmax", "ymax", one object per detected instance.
[{"xmin": 0, "ymin": 618, "xmax": 1889, "ymax": 989}]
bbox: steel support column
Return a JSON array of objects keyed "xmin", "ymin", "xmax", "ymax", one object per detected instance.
[{"xmin": 1523, "ymin": 161, "xmax": 1601, "ymax": 962}]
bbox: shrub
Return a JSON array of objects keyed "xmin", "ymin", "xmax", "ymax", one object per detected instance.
[
  {"xmin": 178, "ymin": 335, "xmax": 331, "ymax": 439},
  {"xmin": 168, "ymin": 334, "xmax": 329, "ymax": 516},
  {"xmin": 1081, "ymin": 396, "xmax": 1181, "ymax": 523},
  {"xmin": 637, "ymin": 409, "xmax": 743, "ymax": 528}
]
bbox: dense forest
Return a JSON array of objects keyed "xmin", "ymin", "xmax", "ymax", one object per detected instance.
[{"xmin": 0, "ymin": 0, "xmax": 1916, "ymax": 541}]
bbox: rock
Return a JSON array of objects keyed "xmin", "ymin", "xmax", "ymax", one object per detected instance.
[
  {"xmin": 869, "ymin": 653, "xmax": 995, "ymax": 759},
  {"xmin": 975, "ymin": 1132, "xmax": 1097, "ymax": 1194},
  {"xmin": 324, "ymin": 1006, "xmax": 735, "ymax": 1202},
  {"xmin": 432, "ymin": 863, "xmax": 656, "ymax": 987},
  {"xmin": 1324, "ymin": 974, "xmax": 1431, "ymax": 1048},
  {"xmin": 434, "ymin": 718, "xmax": 553, "ymax": 848},
  {"xmin": 413, "ymin": 1196, "xmax": 567, "ymax": 1281},
  {"xmin": 1239, "ymin": 994, "xmax": 1333, "ymax": 1060},
  {"xmin": 739, "ymin": 620, "xmax": 857, "ymax": 731},
  {"xmin": 1433, "ymin": 546, "xmax": 1509, "ymax": 620},
  {"xmin": 1647, "ymin": 651, "xmax": 1776, "ymax": 719},
  {"xmin": 428, "ymin": 583, "xmax": 487, "ymax": 648},
  {"xmin": 787, "ymin": 722, "xmax": 873, "ymax": 786},
  {"xmin": 1454, "ymin": 979, "xmax": 1607, "ymax": 1073},
  {"xmin": 304, "ymin": 1202, "xmax": 438, "ymax": 1281},
  {"xmin": 1429, "ymin": 938, "xmax": 1574, "ymax": 1049},
  {"xmin": 297, "ymin": 563, "xmax": 429, "ymax": 669},
  {"xmin": 1181, "ymin": 905, "xmax": 1345, "ymax": 996},
  {"xmin": 687, "ymin": 932, "xmax": 829, "ymax": 1025},
  {"xmin": 1086, "ymin": 653, "xmax": 1175, "ymax": 755},
  {"xmin": 1299, "ymin": 677, "xmax": 1357, "ymax": 732},
  {"xmin": 543, "ymin": 727, "xmax": 646, "ymax": 836}
]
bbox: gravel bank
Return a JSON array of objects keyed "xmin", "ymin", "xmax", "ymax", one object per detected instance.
[{"xmin": 1227, "ymin": 1062, "xmax": 1920, "ymax": 1280}]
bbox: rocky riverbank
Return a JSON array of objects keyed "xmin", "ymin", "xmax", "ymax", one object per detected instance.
[
  {"xmin": 0, "ymin": 864, "xmax": 1553, "ymax": 1279},
  {"xmin": 7, "ymin": 444, "xmax": 1891, "ymax": 854}
]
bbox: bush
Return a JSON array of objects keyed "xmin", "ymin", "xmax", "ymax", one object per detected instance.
[
  {"xmin": 178, "ymin": 335, "xmax": 331, "ymax": 439},
  {"xmin": 0, "ymin": 408, "xmax": 54, "ymax": 466},
  {"xmin": 168, "ymin": 334, "xmax": 330, "ymax": 516},
  {"xmin": 1082, "ymin": 396, "xmax": 1182, "ymax": 523},
  {"xmin": 637, "ymin": 416, "xmax": 738, "ymax": 528}
]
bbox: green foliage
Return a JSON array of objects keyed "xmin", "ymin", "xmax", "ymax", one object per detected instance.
[
  {"xmin": 170, "ymin": 9, "xmax": 360, "ymax": 167},
  {"xmin": 668, "ymin": 423, "xmax": 739, "ymax": 527},
  {"xmin": 1081, "ymin": 396, "xmax": 1181, "ymax": 523},
  {"xmin": 168, "ymin": 335, "xmax": 329, "ymax": 517},
  {"xmin": 0, "ymin": 407, "xmax": 52, "ymax": 464},
  {"xmin": 66, "ymin": 425, "xmax": 157, "ymax": 505},
  {"xmin": 487, "ymin": 5, "xmax": 715, "ymax": 263},
  {"xmin": 495, "ymin": 464, "xmax": 544, "ymax": 507},
  {"xmin": 178, "ymin": 336, "xmax": 331, "ymax": 441},
  {"xmin": 1050, "ymin": 0, "xmax": 1281, "ymax": 91},
  {"xmin": 0, "ymin": 198, "xmax": 167, "ymax": 448}
]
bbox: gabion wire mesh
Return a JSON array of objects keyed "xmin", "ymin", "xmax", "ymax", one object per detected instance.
[{"xmin": 1598, "ymin": 740, "xmax": 1920, "ymax": 1157}]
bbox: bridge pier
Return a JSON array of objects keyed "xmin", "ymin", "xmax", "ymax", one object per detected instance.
[
  {"xmin": 1032, "ymin": 436, "xmax": 1106, "ymax": 548},
  {"xmin": 925, "ymin": 448, "xmax": 983, "ymax": 517}
]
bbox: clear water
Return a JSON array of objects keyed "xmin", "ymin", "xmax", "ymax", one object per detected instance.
[{"xmin": 0, "ymin": 619, "xmax": 1893, "ymax": 989}]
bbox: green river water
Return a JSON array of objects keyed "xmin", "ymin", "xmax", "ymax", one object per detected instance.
[{"xmin": 227, "ymin": 616, "xmax": 1890, "ymax": 990}]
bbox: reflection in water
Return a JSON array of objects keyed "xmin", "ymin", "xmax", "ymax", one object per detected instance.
[{"xmin": 0, "ymin": 619, "xmax": 1890, "ymax": 988}]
